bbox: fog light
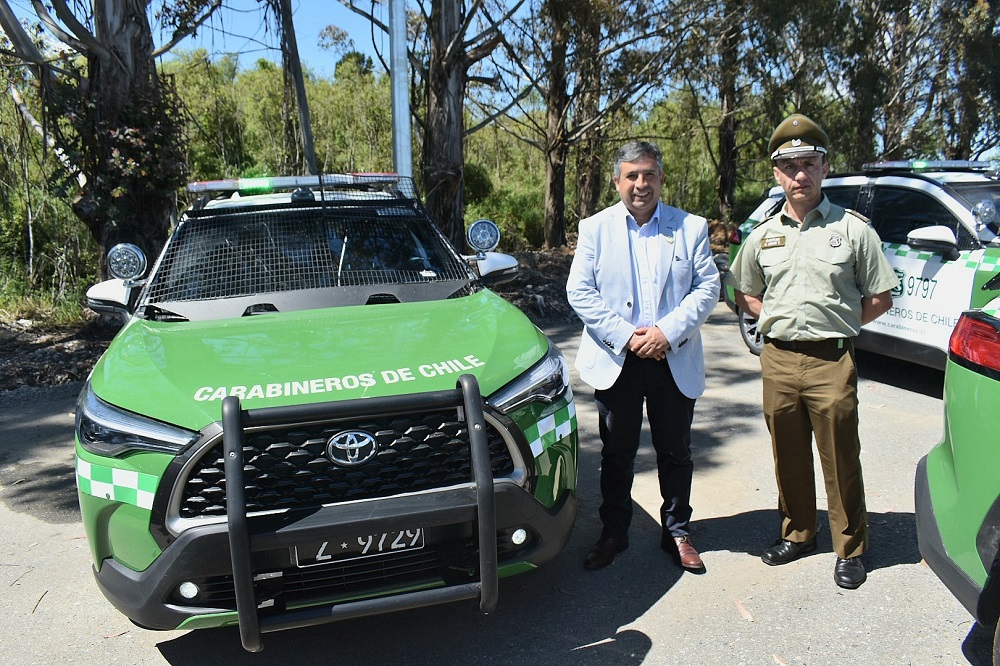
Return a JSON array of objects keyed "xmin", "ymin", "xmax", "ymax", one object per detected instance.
[
  {"xmin": 511, "ymin": 528, "xmax": 528, "ymax": 545},
  {"xmin": 178, "ymin": 581, "xmax": 200, "ymax": 600}
]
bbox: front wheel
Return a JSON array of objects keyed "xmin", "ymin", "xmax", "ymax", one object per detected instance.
[{"xmin": 739, "ymin": 309, "xmax": 764, "ymax": 356}]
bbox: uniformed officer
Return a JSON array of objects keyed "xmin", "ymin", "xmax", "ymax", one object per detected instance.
[{"xmin": 726, "ymin": 114, "xmax": 899, "ymax": 589}]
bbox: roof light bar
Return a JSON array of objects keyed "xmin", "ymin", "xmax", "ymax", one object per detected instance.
[
  {"xmin": 862, "ymin": 160, "xmax": 996, "ymax": 173},
  {"xmin": 186, "ymin": 173, "xmax": 400, "ymax": 194}
]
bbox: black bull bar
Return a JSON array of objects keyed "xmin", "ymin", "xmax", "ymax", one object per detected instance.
[{"xmin": 221, "ymin": 374, "xmax": 499, "ymax": 652}]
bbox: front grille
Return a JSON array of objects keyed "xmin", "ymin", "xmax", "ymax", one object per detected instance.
[{"xmin": 178, "ymin": 410, "xmax": 515, "ymax": 519}]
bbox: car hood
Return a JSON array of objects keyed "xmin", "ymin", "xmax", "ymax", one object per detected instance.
[{"xmin": 88, "ymin": 291, "xmax": 548, "ymax": 431}]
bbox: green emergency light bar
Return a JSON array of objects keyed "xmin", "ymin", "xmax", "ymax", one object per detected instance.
[{"xmin": 186, "ymin": 173, "xmax": 400, "ymax": 194}]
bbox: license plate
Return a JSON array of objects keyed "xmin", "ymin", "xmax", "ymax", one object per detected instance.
[{"xmin": 294, "ymin": 528, "xmax": 425, "ymax": 568}]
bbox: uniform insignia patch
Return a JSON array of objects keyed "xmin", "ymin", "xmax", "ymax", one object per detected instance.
[
  {"xmin": 761, "ymin": 236, "xmax": 786, "ymax": 248},
  {"xmin": 829, "ymin": 233, "xmax": 843, "ymax": 248}
]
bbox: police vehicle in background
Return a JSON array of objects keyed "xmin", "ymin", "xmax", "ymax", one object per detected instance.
[
  {"xmin": 724, "ymin": 160, "xmax": 1000, "ymax": 369},
  {"xmin": 76, "ymin": 174, "xmax": 578, "ymax": 651}
]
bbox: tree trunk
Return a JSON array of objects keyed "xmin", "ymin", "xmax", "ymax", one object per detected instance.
[
  {"xmin": 575, "ymin": 7, "xmax": 603, "ymax": 222},
  {"xmin": 543, "ymin": 0, "xmax": 570, "ymax": 249},
  {"xmin": 422, "ymin": 0, "xmax": 468, "ymax": 248},
  {"xmin": 84, "ymin": 0, "xmax": 183, "ymax": 272},
  {"xmin": 716, "ymin": 1, "xmax": 739, "ymax": 225}
]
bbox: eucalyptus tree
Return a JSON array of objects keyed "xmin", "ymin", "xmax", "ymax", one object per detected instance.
[
  {"xmin": 482, "ymin": 0, "xmax": 683, "ymax": 247},
  {"xmin": 337, "ymin": 0, "xmax": 518, "ymax": 247},
  {"xmin": 820, "ymin": 0, "xmax": 1000, "ymax": 164},
  {"xmin": 0, "ymin": 1, "xmax": 222, "ymax": 272},
  {"xmin": 665, "ymin": 0, "xmax": 836, "ymax": 224}
]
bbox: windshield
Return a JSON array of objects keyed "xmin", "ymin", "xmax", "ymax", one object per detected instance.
[
  {"xmin": 945, "ymin": 181, "xmax": 1000, "ymax": 212},
  {"xmin": 143, "ymin": 203, "xmax": 474, "ymax": 306}
]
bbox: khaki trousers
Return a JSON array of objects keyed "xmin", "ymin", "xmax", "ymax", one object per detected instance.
[{"xmin": 760, "ymin": 343, "xmax": 868, "ymax": 559}]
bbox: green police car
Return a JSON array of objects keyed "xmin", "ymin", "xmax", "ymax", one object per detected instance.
[
  {"xmin": 724, "ymin": 160, "xmax": 1000, "ymax": 368},
  {"xmin": 76, "ymin": 174, "xmax": 578, "ymax": 651},
  {"xmin": 915, "ymin": 290, "xmax": 1000, "ymax": 662}
]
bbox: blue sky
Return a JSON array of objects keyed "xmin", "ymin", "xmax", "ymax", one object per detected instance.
[
  {"xmin": 8, "ymin": 0, "xmax": 387, "ymax": 79},
  {"xmin": 178, "ymin": 2, "xmax": 389, "ymax": 79}
]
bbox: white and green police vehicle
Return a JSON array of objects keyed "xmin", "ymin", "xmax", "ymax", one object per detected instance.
[
  {"xmin": 724, "ymin": 160, "xmax": 1000, "ymax": 369},
  {"xmin": 76, "ymin": 174, "xmax": 578, "ymax": 651}
]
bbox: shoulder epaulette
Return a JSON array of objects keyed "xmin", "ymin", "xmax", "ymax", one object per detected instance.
[{"xmin": 844, "ymin": 208, "xmax": 871, "ymax": 225}]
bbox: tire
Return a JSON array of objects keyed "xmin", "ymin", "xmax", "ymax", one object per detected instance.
[
  {"xmin": 739, "ymin": 309, "xmax": 764, "ymax": 356},
  {"xmin": 993, "ymin": 619, "xmax": 999, "ymax": 666}
]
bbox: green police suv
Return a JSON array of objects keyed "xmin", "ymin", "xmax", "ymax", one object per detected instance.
[
  {"xmin": 724, "ymin": 160, "xmax": 1000, "ymax": 369},
  {"xmin": 916, "ymin": 290, "xmax": 1000, "ymax": 662},
  {"xmin": 77, "ymin": 174, "xmax": 578, "ymax": 651}
]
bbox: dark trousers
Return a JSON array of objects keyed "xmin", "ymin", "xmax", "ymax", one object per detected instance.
[{"xmin": 594, "ymin": 353, "xmax": 696, "ymax": 541}]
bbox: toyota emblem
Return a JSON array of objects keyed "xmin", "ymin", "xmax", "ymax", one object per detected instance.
[{"xmin": 326, "ymin": 430, "xmax": 379, "ymax": 466}]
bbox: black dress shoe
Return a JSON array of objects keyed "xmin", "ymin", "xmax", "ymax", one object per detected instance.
[
  {"xmin": 834, "ymin": 557, "xmax": 867, "ymax": 589},
  {"xmin": 584, "ymin": 536, "xmax": 628, "ymax": 570},
  {"xmin": 761, "ymin": 537, "xmax": 817, "ymax": 566}
]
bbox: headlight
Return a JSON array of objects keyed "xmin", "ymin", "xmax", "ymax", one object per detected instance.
[
  {"xmin": 488, "ymin": 344, "xmax": 570, "ymax": 413},
  {"xmin": 76, "ymin": 385, "xmax": 198, "ymax": 457}
]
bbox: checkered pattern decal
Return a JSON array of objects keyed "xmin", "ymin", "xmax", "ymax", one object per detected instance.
[
  {"xmin": 884, "ymin": 243, "xmax": 983, "ymax": 269},
  {"xmin": 979, "ymin": 252, "xmax": 1000, "ymax": 271},
  {"xmin": 523, "ymin": 400, "xmax": 577, "ymax": 459},
  {"xmin": 76, "ymin": 458, "xmax": 158, "ymax": 510}
]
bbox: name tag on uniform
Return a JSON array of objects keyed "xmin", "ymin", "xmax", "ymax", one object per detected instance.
[{"xmin": 761, "ymin": 236, "xmax": 786, "ymax": 249}]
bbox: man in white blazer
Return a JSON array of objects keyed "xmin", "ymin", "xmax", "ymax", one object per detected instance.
[{"xmin": 567, "ymin": 141, "xmax": 719, "ymax": 572}]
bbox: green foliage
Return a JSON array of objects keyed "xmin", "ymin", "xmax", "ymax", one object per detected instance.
[
  {"xmin": 466, "ymin": 183, "xmax": 545, "ymax": 251},
  {"xmin": 463, "ymin": 163, "xmax": 493, "ymax": 204}
]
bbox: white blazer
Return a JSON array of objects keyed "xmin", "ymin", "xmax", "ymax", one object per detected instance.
[{"xmin": 566, "ymin": 200, "xmax": 720, "ymax": 398}]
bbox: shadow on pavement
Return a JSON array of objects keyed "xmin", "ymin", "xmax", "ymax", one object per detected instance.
[
  {"xmin": 690, "ymin": 508, "xmax": 921, "ymax": 572},
  {"xmin": 855, "ymin": 349, "xmax": 943, "ymax": 399},
  {"xmin": 0, "ymin": 382, "xmax": 81, "ymax": 524},
  {"xmin": 963, "ymin": 622, "xmax": 995, "ymax": 666}
]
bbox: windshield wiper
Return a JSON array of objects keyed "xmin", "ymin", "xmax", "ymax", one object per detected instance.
[{"xmin": 242, "ymin": 303, "xmax": 279, "ymax": 316}]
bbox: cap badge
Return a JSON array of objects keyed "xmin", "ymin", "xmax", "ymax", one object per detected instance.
[
  {"xmin": 791, "ymin": 139, "xmax": 802, "ymax": 147},
  {"xmin": 829, "ymin": 233, "xmax": 843, "ymax": 248}
]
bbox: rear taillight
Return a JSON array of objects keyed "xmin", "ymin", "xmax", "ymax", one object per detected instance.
[
  {"xmin": 949, "ymin": 312, "xmax": 1000, "ymax": 374},
  {"xmin": 729, "ymin": 228, "xmax": 742, "ymax": 244}
]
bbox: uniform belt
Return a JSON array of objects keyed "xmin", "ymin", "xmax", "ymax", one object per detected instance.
[{"xmin": 763, "ymin": 336, "xmax": 852, "ymax": 351}]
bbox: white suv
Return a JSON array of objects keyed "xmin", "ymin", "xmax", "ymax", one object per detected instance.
[{"xmin": 724, "ymin": 160, "xmax": 1000, "ymax": 369}]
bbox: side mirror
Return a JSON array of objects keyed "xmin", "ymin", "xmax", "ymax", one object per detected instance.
[
  {"xmin": 89, "ymin": 243, "xmax": 149, "ymax": 321},
  {"xmin": 463, "ymin": 218, "xmax": 518, "ymax": 285},
  {"xmin": 906, "ymin": 225, "xmax": 960, "ymax": 261},
  {"xmin": 475, "ymin": 252, "xmax": 519, "ymax": 287},
  {"xmin": 86, "ymin": 279, "xmax": 135, "ymax": 322}
]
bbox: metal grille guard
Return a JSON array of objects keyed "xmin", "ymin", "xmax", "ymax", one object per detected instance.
[{"xmin": 221, "ymin": 374, "xmax": 498, "ymax": 652}]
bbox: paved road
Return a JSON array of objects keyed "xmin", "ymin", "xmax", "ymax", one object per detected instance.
[{"xmin": 0, "ymin": 302, "xmax": 993, "ymax": 665}]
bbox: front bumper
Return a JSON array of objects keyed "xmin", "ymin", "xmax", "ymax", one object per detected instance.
[
  {"xmin": 914, "ymin": 454, "xmax": 983, "ymax": 620},
  {"xmin": 93, "ymin": 376, "xmax": 576, "ymax": 651},
  {"xmin": 94, "ymin": 481, "xmax": 576, "ymax": 632}
]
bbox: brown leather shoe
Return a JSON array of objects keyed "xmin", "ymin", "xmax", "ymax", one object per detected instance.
[
  {"xmin": 662, "ymin": 534, "xmax": 706, "ymax": 573},
  {"xmin": 584, "ymin": 536, "xmax": 628, "ymax": 570}
]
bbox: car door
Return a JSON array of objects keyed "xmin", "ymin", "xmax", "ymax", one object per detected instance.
[{"xmin": 866, "ymin": 178, "xmax": 982, "ymax": 359}]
